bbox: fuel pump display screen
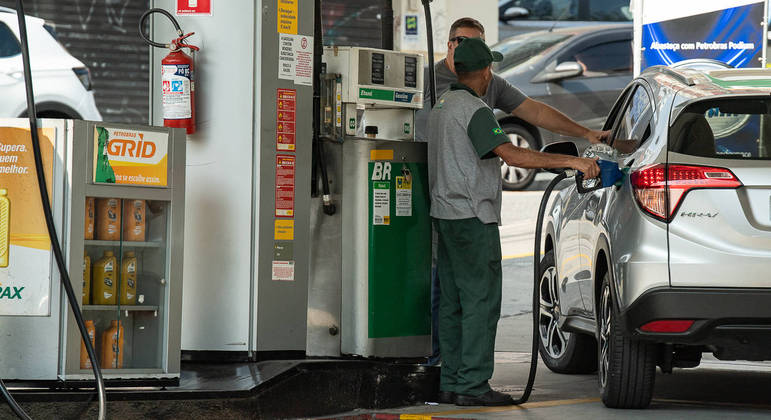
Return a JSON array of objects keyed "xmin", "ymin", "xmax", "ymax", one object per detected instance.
[
  {"xmin": 371, "ymin": 53, "xmax": 385, "ymax": 85},
  {"xmin": 405, "ymin": 57, "xmax": 417, "ymax": 88}
]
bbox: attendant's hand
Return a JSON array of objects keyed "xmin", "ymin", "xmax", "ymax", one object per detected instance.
[
  {"xmin": 571, "ymin": 157, "xmax": 600, "ymax": 179},
  {"xmin": 585, "ymin": 129, "xmax": 611, "ymax": 144}
]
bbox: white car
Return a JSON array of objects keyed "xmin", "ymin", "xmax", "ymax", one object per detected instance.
[{"xmin": 0, "ymin": 7, "xmax": 101, "ymax": 120}]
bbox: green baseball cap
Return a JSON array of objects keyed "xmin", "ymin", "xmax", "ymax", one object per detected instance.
[{"xmin": 453, "ymin": 37, "xmax": 503, "ymax": 72}]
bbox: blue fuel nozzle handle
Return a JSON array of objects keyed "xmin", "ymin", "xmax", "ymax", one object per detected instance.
[{"xmin": 576, "ymin": 160, "xmax": 624, "ymax": 194}]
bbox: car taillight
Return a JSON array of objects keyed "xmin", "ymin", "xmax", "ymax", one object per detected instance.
[
  {"xmin": 639, "ymin": 320, "xmax": 694, "ymax": 333},
  {"xmin": 73, "ymin": 67, "xmax": 92, "ymax": 91},
  {"xmin": 630, "ymin": 164, "xmax": 742, "ymax": 222}
]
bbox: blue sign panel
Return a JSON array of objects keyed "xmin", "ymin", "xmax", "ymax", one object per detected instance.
[
  {"xmin": 641, "ymin": 3, "xmax": 764, "ymax": 70},
  {"xmin": 405, "ymin": 15, "xmax": 418, "ymax": 36}
]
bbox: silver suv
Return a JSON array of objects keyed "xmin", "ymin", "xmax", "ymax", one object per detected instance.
[{"xmin": 539, "ymin": 66, "xmax": 771, "ymax": 408}]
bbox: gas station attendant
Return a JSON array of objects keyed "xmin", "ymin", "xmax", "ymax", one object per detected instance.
[{"xmin": 427, "ymin": 37, "xmax": 600, "ymax": 406}]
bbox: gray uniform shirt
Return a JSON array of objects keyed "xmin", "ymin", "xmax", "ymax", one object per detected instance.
[
  {"xmin": 428, "ymin": 83, "xmax": 512, "ymax": 225},
  {"xmin": 416, "ymin": 59, "xmax": 528, "ymax": 142}
]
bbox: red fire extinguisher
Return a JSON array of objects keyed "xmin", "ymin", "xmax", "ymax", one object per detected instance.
[{"xmin": 140, "ymin": 9, "xmax": 200, "ymax": 135}]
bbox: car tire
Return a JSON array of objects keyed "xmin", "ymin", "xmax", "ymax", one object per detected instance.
[
  {"xmin": 500, "ymin": 124, "xmax": 538, "ymax": 190},
  {"xmin": 598, "ymin": 272, "xmax": 656, "ymax": 408},
  {"xmin": 537, "ymin": 250, "xmax": 598, "ymax": 374}
]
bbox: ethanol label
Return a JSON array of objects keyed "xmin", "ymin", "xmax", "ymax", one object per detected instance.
[
  {"xmin": 373, "ymin": 181, "xmax": 390, "ymax": 225},
  {"xmin": 162, "ymin": 64, "xmax": 192, "ymax": 119}
]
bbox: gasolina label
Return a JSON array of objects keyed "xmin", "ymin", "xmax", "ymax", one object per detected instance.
[{"xmin": 162, "ymin": 64, "xmax": 192, "ymax": 119}]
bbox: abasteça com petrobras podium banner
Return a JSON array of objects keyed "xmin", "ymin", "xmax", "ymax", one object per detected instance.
[{"xmin": 633, "ymin": 0, "xmax": 765, "ymax": 74}]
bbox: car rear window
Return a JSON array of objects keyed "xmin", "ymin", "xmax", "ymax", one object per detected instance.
[
  {"xmin": 0, "ymin": 22, "xmax": 21, "ymax": 58},
  {"xmin": 670, "ymin": 99, "xmax": 771, "ymax": 160}
]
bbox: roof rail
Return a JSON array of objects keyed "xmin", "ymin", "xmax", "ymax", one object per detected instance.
[
  {"xmin": 0, "ymin": 6, "xmax": 16, "ymax": 13},
  {"xmin": 647, "ymin": 65, "xmax": 696, "ymax": 86}
]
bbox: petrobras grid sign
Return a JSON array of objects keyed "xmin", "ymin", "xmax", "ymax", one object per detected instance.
[
  {"xmin": 93, "ymin": 126, "xmax": 170, "ymax": 187},
  {"xmin": 636, "ymin": 0, "xmax": 764, "ymax": 72}
]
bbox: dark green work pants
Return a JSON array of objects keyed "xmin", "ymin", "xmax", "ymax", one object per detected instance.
[{"xmin": 435, "ymin": 217, "xmax": 502, "ymax": 396}]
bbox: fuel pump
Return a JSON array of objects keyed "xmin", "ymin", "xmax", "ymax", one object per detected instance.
[{"xmin": 308, "ymin": 47, "xmax": 430, "ymax": 358}]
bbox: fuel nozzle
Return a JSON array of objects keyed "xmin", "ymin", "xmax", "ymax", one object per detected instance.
[{"xmin": 576, "ymin": 160, "xmax": 625, "ymax": 193}]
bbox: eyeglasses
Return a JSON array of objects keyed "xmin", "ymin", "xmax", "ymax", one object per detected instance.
[{"xmin": 449, "ymin": 36, "xmax": 469, "ymax": 44}]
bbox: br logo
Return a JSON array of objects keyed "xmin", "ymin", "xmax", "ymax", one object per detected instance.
[
  {"xmin": 493, "ymin": 128, "xmax": 503, "ymax": 135},
  {"xmin": 371, "ymin": 162, "xmax": 392, "ymax": 181}
]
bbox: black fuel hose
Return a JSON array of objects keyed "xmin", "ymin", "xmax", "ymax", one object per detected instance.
[
  {"xmin": 511, "ymin": 170, "xmax": 569, "ymax": 404},
  {"xmin": 314, "ymin": 0, "xmax": 335, "ymax": 215},
  {"xmin": 0, "ymin": 2, "xmax": 107, "ymax": 419},
  {"xmin": 421, "ymin": 0, "xmax": 437, "ymax": 108}
]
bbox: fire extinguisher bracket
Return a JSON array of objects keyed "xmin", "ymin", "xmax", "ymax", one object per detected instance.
[{"xmin": 139, "ymin": 8, "xmax": 199, "ymax": 135}]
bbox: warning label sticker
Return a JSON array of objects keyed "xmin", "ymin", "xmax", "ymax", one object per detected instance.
[
  {"xmin": 275, "ymin": 155, "xmax": 295, "ymax": 217},
  {"xmin": 278, "ymin": 34, "xmax": 313, "ymax": 86},
  {"xmin": 162, "ymin": 64, "xmax": 192, "ymax": 119},
  {"xmin": 373, "ymin": 181, "xmax": 390, "ymax": 226},
  {"xmin": 276, "ymin": 89, "xmax": 296, "ymax": 151},
  {"xmin": 272, "ymin": 260, "xmax": 295, "ymax": 281},
  {"xmin": 395, "ymin": 175, "xmax": 412, "ymax": 217}
]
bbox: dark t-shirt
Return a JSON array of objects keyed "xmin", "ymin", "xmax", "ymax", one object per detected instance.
[{"xmin": 415, "ymin": 58, "xmax": 528, "ymax": 142}]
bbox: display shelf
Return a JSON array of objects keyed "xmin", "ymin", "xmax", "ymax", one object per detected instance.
[
  {"xmin": 82, "ymin": 305, "xmax": 159, "ymax": 312},
  {"xmin": 84, "ymin": 240, "xmax": 163, "ymax": 248}
]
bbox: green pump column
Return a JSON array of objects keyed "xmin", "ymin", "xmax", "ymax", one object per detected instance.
[
  {"xmin": 368, "ymin": 160, "xmax": 431, "ymax": 339},
  {"xmin": 341, "ymin": 139, "xmax": 431, "ymax": 357}
]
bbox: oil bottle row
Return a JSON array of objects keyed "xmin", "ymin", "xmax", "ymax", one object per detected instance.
[
  {"xmin": 83, "ymin": 250, "xmax": 138, "ymax": 305},
  {"xmin": 85, "ymin": 197, "xmax": 146, "ymax": 241},
  {"xmin": 80, "ymin": 320, "xmax": 125, "ymax": 369}
]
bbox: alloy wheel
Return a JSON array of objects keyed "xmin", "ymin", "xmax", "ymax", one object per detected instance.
[
  {"xmin": 500, "ymin": 132, "xmax": 535, "ymax": 186},
  {"xmin": 539, "ymin": 266, "xmax": 570, "ymax": 359},
  {"xmin": 599, "ymin": 284, "xmax": 612, "ymax": 389}
]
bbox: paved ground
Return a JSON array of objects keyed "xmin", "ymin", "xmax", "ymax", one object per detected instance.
[{"xmin": 323, "ymin": 185, "xmax": 771, "ymax": 419}]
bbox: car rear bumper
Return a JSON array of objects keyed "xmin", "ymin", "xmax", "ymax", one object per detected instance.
[{"xmin": 621, "ymin": 287, "xmax": 771, "ymax": 351}]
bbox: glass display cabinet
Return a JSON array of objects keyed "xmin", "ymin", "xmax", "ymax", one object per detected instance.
[{"xmin": 62, "ymin": 121, "xmax": 186, "ymax": 385}]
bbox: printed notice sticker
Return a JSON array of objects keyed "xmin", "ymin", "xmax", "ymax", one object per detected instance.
[
  {"xmin": 373, "ymin": 181, "xmax": 390, "ymax": 225},
  {"xmin": 395, "ymin": 176, "xmax": 412, "ymax": 217},
  {"xmin": 277, "ymin": 34, "xmax": 313, "ymax": 86},
  {"xmin": 272, "ymin": 260, "xmax": 295, "ymax": 281},
  {"xmin": 274, "ymin": 219, "xmax": 294, "ymax": 240}
]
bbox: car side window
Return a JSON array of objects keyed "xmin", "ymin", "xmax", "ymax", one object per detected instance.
[
  {"xmin": 611, "ymin": 85, "xmax": 653, "ymax": 153},
  {"xmin": 571, "ymin": 40, "xmax": 632, "ymax": 76},
  {"xmin": 602, "ymin": 84, "xmax": 633, "ymax": 131},
  {"xmin": 0, "ymin": 22, "xmax": 21, "ymax": 58}
]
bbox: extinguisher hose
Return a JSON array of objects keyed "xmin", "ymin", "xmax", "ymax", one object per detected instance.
[
  {"xmin": 139, "ymin": 8, "xmax": 184, "ymax": 49},
  {"xmin": 0, "ymin": 2, "xmax": 107, "ymax": 420}
]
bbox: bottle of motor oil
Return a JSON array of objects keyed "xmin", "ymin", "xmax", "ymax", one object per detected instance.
[
  {"xmin": 96, "ymin": 198, "xmax": 121, "ymax": 241},
  {"xmin": 92, "ymin": 251, "xmax": 117, "ymax": 305},
  {"xmin": 0, "ymin": 189, "xmax": 9, "ymax": 268},
  {"xmin": 85, "ymin": 197, "xmax": 95, "ymax": 240},
  {"xmin": 100, "ymin": 320, "xmax": 124, "ymax": 369},
  {"xmin": 83, "ymin": 251, "xmax": 91, "ymax": 305},
  {"xmin": 120, "ymin": 251, "xmax": 137, "ymax": 305},
  {"xmin": 80, "ymin": 320, "xmax": 96, "ymax": 369},
  {"xmin": 122, "ymin": 200, "xmax": 146, "ymax": 242}
]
